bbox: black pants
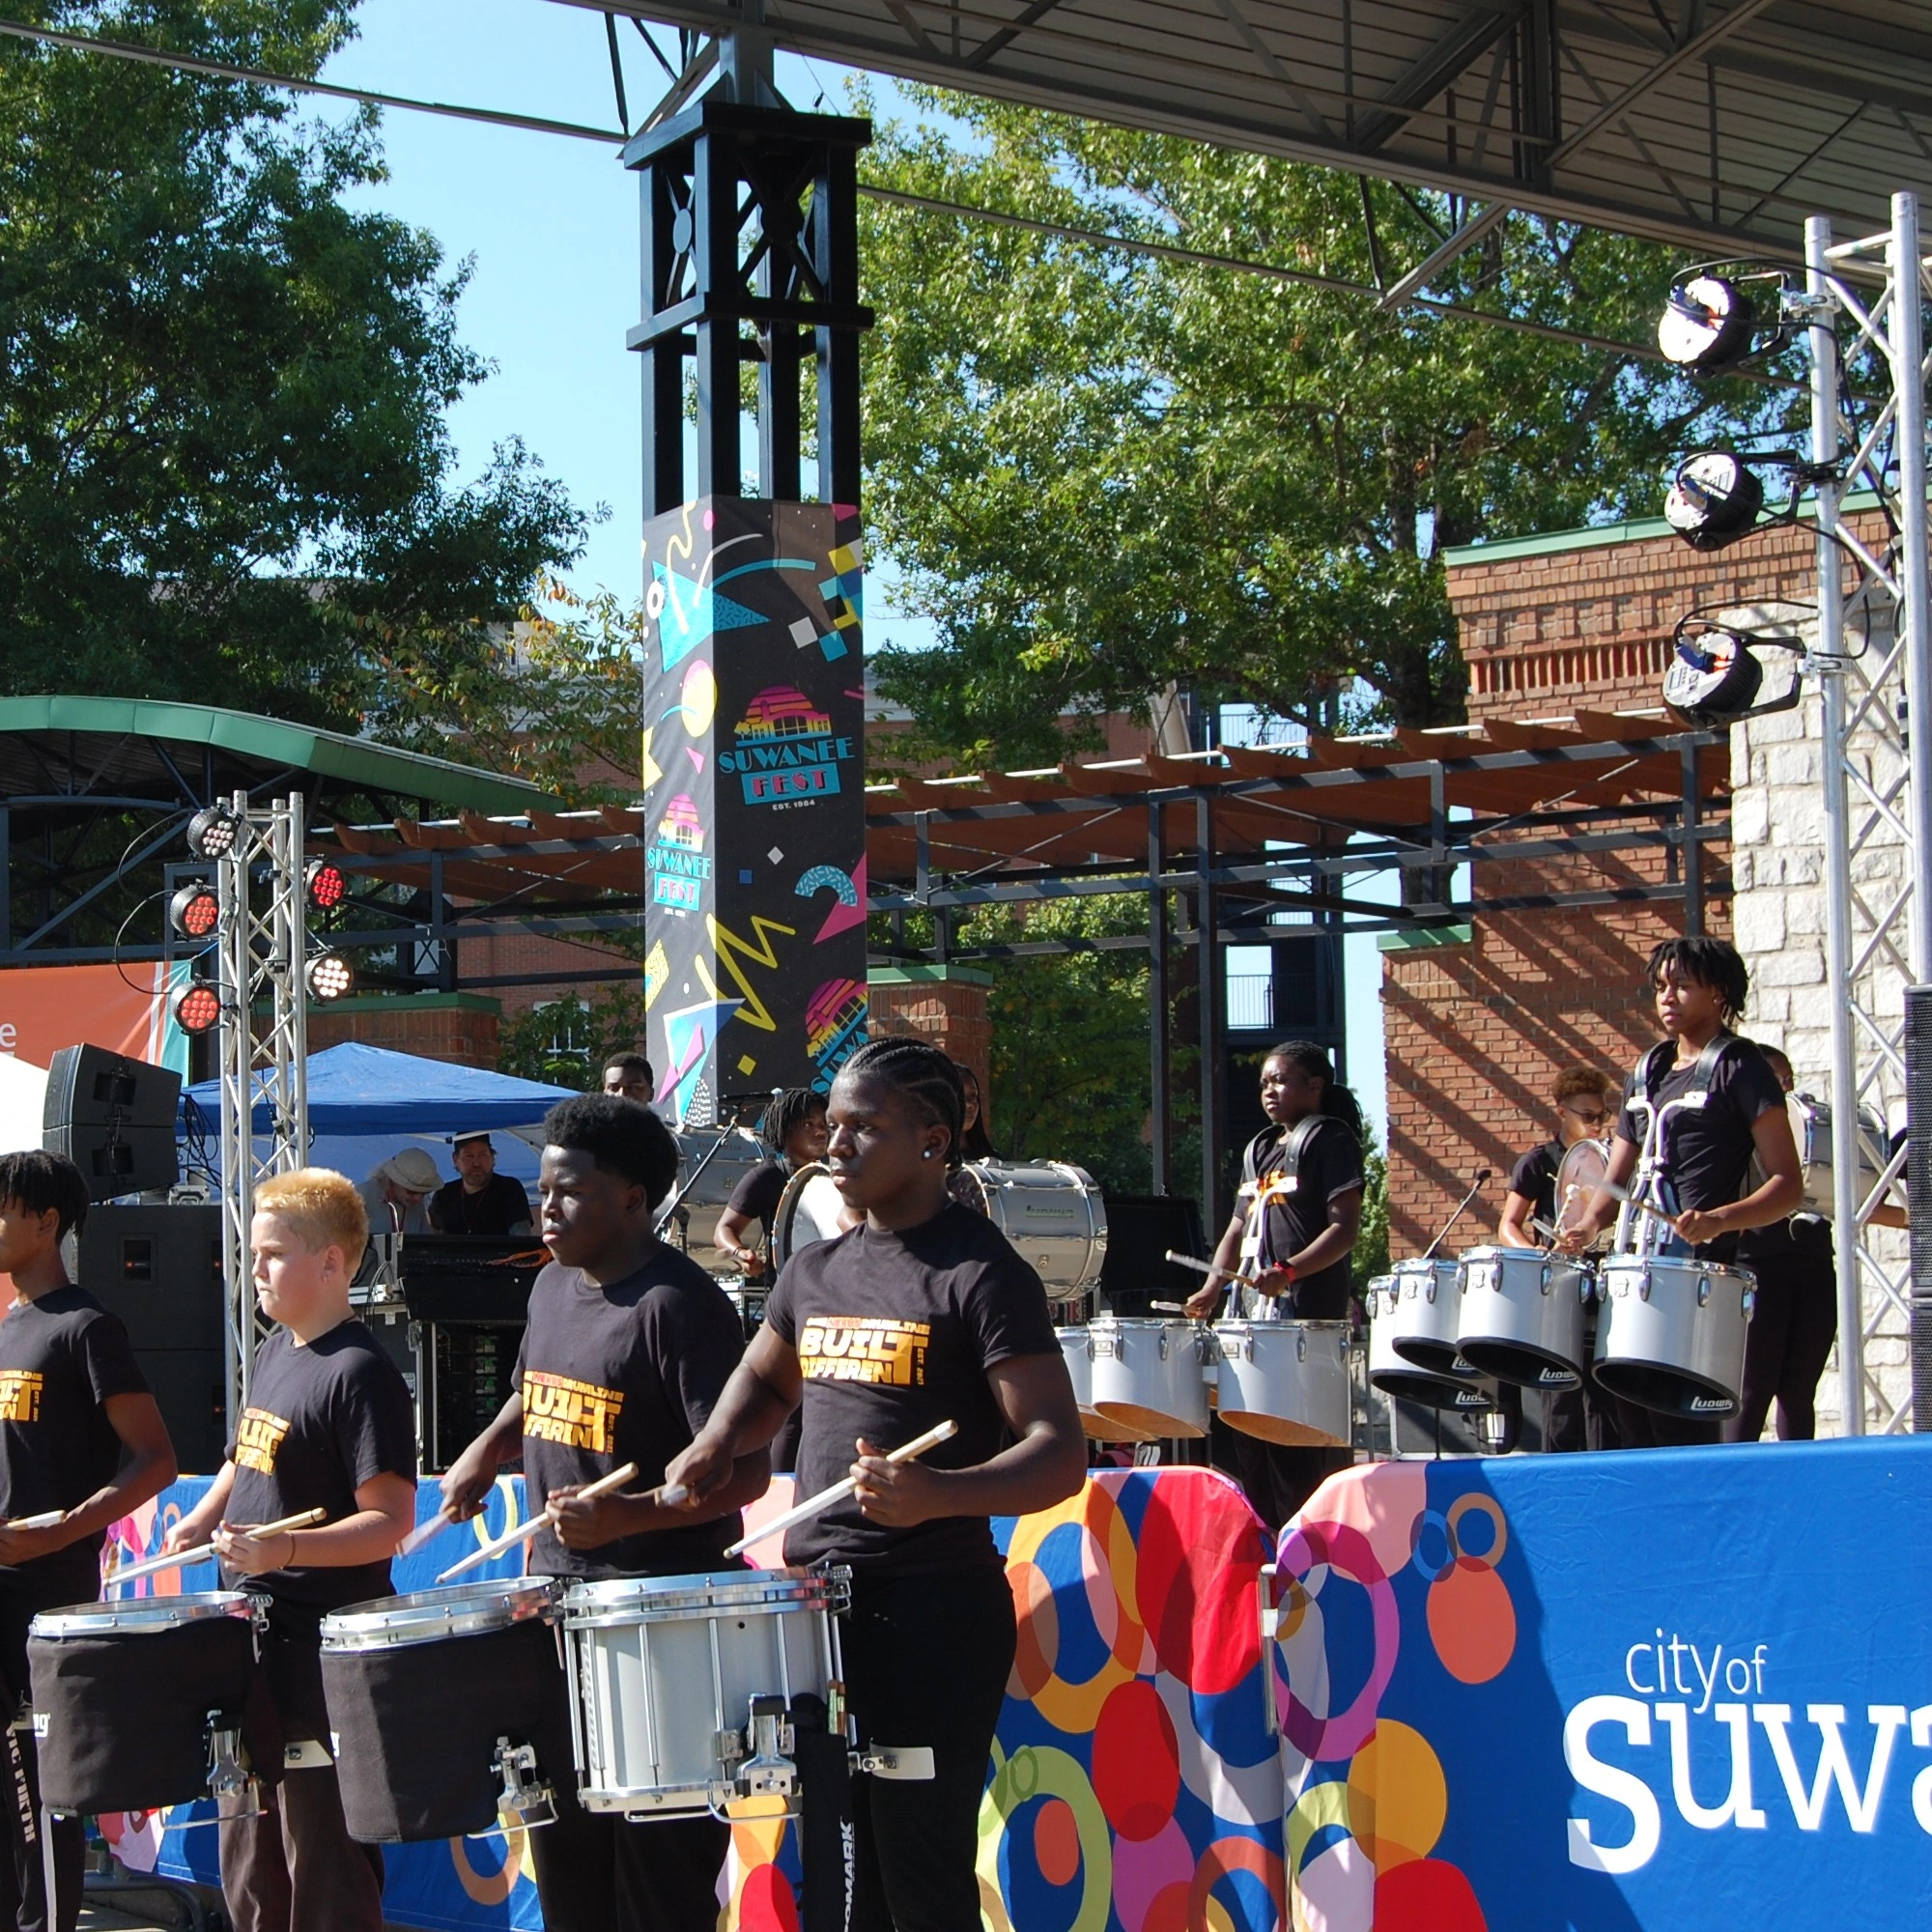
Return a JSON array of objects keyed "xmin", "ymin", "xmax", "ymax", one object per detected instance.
[
  {"xmin": 1220, "ymin": 1428, "xmax": 1350, "ymax": 1538},
  {"xmin": 0, "ymin": 1585, "xmax": 82, "ymax": 1932},
  {"xmin": 219, "ymin": 1627, "xmax": 384, "ymax": 1932},
  {"xmin": 840, "ymin": 1566, "xmax": 1013, "ymax": 1932},
  {"xmin": 1610, "ymin": 1399, "xmax": 1721, "ymax": 1449},
  {"xmin": 528, "ymin": 1802, "xmax": 726, "ymax": 1932},
  {"xmin": 1542, "ymin": 1376, "xmax": 1624, "ymax": 1454},
  {"xmin": 1725, "ymin": 1274, "xmax": 1837, "ymax": 1442}
]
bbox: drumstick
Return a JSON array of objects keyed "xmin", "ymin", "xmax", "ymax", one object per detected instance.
[
  {"xmin": 722, "ymin": 1420, "xmax": 956, "ymax": 1560},
  {"xmin": 3, "ymin": 1511, "xmax": 64, "ymax": 1531},
  {"xmin": 435, "ymin": 1463, "xmax": 643, "ymax": 1583},
  {"xmin": 405, "ymin": 1463, "xmax": 691, "ymax": 1561},
  {"xmin": 1163, "ymin": 1251, "xmax": 1260, "ymax": 1289},
  {"xmin": 106, "ymin": 1508, "xmax": 327, "ymax": 1588},
  {"xmin": 1564, "ymin": 1177, "xmax": 1683, "ymax": 1236}
]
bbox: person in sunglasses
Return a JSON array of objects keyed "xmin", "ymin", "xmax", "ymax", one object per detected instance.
[{"xmin": 1498, "ymin": 1065, "xmax": 1621, "ymax": 1453}]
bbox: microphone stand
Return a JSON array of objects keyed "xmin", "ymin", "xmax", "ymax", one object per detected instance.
[{"xmin": 1419, "ymin": 1169, "xmax": 1493, "ymax": 1263}]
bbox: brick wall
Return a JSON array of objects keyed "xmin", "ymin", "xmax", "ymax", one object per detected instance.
[
  {"xmin": 306, "ymin": 995, "xmax": 501, "ymax": 1068},
  {"xmin": 866, "ymin": 969, "xmax": 991, "ymax": 1097}
]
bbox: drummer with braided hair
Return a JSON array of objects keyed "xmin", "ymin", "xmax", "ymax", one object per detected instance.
[
  {"xmin": 1184, "ymin": 1041, "xmax": 1366, "ymax": 1531},
  {"xmin": 1558, "ymin": 937, "xmax": 1804, "ymax": 1447},
  {"xmin": 440, "ymin": 1094, "xmax": 767, "ymax": 1932},
  {"xmin": 713, "ymin": 1087, "xmax": 831, "ymax": 1278},
  {"xmin": 668, "ymin": 1035, "xmax": 1087, "ymax": 1932}
]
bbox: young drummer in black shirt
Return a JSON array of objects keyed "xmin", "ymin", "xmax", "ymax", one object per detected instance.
[
  {"xmin": 165, "ymin": 1170, "xmax": 416, "ymax": 1932},
  {"xmin": 0, "ymin": 1152, "xmax": 176, "ymax": 1932},
  {"xmin": 668, "ymin": 1036, "xmax": 1087, "ymax": 1932},
  {"xmin": 440, "ymin": 1094, "xmax": 768, "ymax": 1932},
  {"xmin": 1559, "ymin": 938, "xmax": 1804, "ymax": 1447},
  {"xmin": 715, "ymin": 1088, "xmax": 831, "ymax": 1276},
  {"xmin": 1184, "ymin": 1042, "xmax": 1365, "ymax": 1532}
]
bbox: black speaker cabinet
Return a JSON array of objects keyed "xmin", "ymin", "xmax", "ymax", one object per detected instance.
[
  {"xmin": 76, "ymin": 1204, "xmax": 226, "ymax": 1473},
  {"xmin": 1097, "ymin": 1194, "xmax": 1208, "ymax": 1317},
  {"xmin": 43, "ymin": 1046, "xmax": 182, "ymax": 1201}
]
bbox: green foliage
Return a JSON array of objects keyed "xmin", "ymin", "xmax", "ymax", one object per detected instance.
[
  {"xmin": 856, "ymin": 90, "xmax": 1772, "ymax": 763},
  {"xmin": 497, "ymin": 982, "xmax": 652, "ymax": 1092},
  {"xmin": 0, "ymin": 2, "xmax": 587, "ymax": 732},
  {"xmin": 1352, "ymin": 1134, "xmax": 1391, "ymax": 1293}
]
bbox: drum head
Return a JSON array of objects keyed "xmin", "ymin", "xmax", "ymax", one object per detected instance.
[
  {"xmin": 773, "ymin": 1163, "xmax": 849, "ymax": 1270},
  {"xmin": 1553, "ymin": 1138, "xmax": 1615, "ymax": 1250}
]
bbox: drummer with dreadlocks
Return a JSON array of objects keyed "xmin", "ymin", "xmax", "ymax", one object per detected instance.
[
  {"xmin": 713, "ymin": 1087, "xmax": 832, "ymax": 1279},
  {"xmin": 668, "ymin": 1036, "xmax": 1086, "ymax": 1932}
]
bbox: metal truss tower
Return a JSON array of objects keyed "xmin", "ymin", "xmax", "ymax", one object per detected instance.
[
  {"xmin": 1803, "ymin": 193, "xmax": 1932, "ymax": 1435},
  {"xmin": 213, "ymin": 792, "xmax": 310, "ymax": 1428}
]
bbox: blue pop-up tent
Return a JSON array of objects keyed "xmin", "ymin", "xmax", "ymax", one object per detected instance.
[{"xmin": 181, "ymin": 1041, "xmax": 578, "ymax": 1190}]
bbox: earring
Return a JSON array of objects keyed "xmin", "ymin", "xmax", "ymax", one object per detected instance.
[{"xmin": 922, "ymin": 1149, "xmax": 934, "ymax": 1160}]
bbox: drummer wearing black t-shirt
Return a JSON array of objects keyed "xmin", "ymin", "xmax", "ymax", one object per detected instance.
[
  {"xmin": 1184, "ymin": 1042, "xmax": 1365, "ymax": 1531},
  {"xmin": 0, "ymin": 1151, "xmax": 177, "ymax": 1932},
  {"xmin": 667, "ymin": 1036, "xmax": 1087, "ymax": 1932},
  {"xmin": 440, "ymin": 1094, "xmax": 768, "ymax": 1932},
  {"xmin": 1559, "ymin": 938, "xmax": 1804, "ymax": 1448},
  {"xmin": 714, "ymin": 1088, "xmax": 830, "ymax": 1276},
  {"xmin": 166, "ymin": 1169, "xmax": 417, "ymax": 1932}
]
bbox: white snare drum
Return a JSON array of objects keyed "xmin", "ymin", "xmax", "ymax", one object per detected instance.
[
  {"xmin": 1059, "ymin": 1325, "xmax": 1151, "ymax": 1441},
  {"xmin": 1786, "ymin": 1093, "xmax": 1894, "ymax": 1216},
  {"xmin": 1388, "ymin": 1257, "xmax": 1484, "ymax": 1380},
  {"xmin": 667, "ymin": 1128, "xmax": 771, "ymax": 1266},
  {"xmin": 1088, "ymin": 1317, "xmax": 1212, "ymax": 1438},
  {"xmin": 1212, "ymin": 1321, "xmax": 1351, "ymax": 1446},
  {"xmin": 952, "ymin": 1161, "xmax": 1107, "ymax": 1300},
  {"xmin": 772, "ymin": 1163, "xmax": 849, "ymax": 1271},
  {"xmin": 563, "ymin": 1568, "xmax": 845, "ymax": 1818},
  {"xmin": 1455, "ymin": 1245, "xmax": 1594, "ymax": 1391},
  {"xmin": 321, "ymin": 1578, "xmax": 565, "ymax": 1842},
  {"xmin": 1592, "ymin": 1254, "xmax": 1754, "ymax": 1418},
  {"xmin": 1366, "ymin": 1278, "xmax": 1496, "ymax": 1411}
]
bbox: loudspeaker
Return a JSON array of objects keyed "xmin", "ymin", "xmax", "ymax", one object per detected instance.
[
  {"xmin": 76, "ymin": 1205, "xmax": 226, "ymax": 1472},
  {"xmin": 1097, "ymin": 1194, "xmax": 1208, "ymax": 1317},
  {"xmin": 43, "ymin": 1046, "xmax": 182, "ymax": 1201}
]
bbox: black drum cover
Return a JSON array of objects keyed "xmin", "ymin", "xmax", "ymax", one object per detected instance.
[
  {"xmin": 29, "ymin": 1615, "xmax": 279, "ymax": 1815},
  {"xmin": 324, "ymin": 1615, "xmax": 571, "ymax": 1843}
]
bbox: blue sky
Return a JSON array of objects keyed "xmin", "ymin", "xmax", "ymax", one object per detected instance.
[{"xmin": 316, "ymin": 2, "xmax": 1389, "ymax": 1139}]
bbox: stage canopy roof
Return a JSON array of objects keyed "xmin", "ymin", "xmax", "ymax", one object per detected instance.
[{"xmin": 595, "ymin": 0, "xmax": 1932, "ymax": 256}]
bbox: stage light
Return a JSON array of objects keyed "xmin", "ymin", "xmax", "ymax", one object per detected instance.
[
  {"xmin": 305, "ymin": 952, "xmax": 354, "ymax": 1003},
  {"xmin": 168, "ymin": 881, "xmax": 221, "ymax": 941},
  {"xmin": 1662, "ymin": 628, "xmax": 1764, "ymax": 725},
  {"xmin": 1659, "ymin": 274, "xmax": 1755, "ymax": 371},
  {"xmin": 172, "ymin": 983, "xmax": 223, "ymax": 1037},
  {"xmin": 1664, "ymin": 450, "xmax": 1764, "ymax": 552},
  {"xmin": 304, "ymin": 859, "xmax": 348, "ymax": 913},
  {"xmin": 185, "ymin": 803, "xmax": 242, "ymax": 860}
]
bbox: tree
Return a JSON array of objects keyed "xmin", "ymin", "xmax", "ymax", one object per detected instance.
[
  {"xmin": 856, "ymin": 92, "xmax": 1772, "ymax": 765},
  {"xmin": 497, "ymin": 981, "xmax": 652, "ymax": 1092},
  {"xmin": 0, "ymin": 2, "xmax": 587, "ymax": 735}
]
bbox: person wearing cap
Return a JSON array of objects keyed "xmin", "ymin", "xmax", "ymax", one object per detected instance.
[
  {"xmin": 428, "ymin": 1133, "xmax": 533, "ymax": 1237},
  {"xmin": 357, "ymin": 1148, "xmax": 441, "ymax": 1237}
]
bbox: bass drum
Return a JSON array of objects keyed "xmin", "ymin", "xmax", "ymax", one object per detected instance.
[
  {"xmin": 666, "ymin": 1128, "xmax": 771, "ymax": 1267},
  {"xmin": 772, "ymin": 1161, "xmax": 851, "ymax": 1271},
  {"xmin": 951, "ymin": 1162, "xmax": 1107, "ymax": 1311},
  {"xmin": 1553, "ymin": 1138, "xmax": 1616, "ymax": 1252}
]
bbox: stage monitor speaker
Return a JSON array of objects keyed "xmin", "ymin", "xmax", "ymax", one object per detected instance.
[
  {"xmin": 1097, "ymin": 1194, "xmax": 1208, "ymax": 1317},
  {"xmin": 75, "ymin": 1204, "xmax": 226, "ymax": 1472},
  {"xmin": 1906, "ymin": 984, "xmax": 1932, "ymax": 1433},
  {"xmin": 43, "ymin": 1046, "xmax": 182, "ymax": 1201}
]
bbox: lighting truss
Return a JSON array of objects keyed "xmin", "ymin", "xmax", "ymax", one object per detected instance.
[
  {"xmin": 210, "ymin": 792, "xmax": 311, "ymax": 1431},
  {"xmin": 1800, "ymin": 194, "xmax": 1932, "ymax": 1435}
]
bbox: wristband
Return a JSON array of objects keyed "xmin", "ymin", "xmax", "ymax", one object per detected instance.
[
  {"xmin": 1279, "ymin": 1263, "xmax": 1297, "ymax": 1288},
  {"xmin": 283, "ymin": 1531, "xmax": 298, "ymax": 1567}
]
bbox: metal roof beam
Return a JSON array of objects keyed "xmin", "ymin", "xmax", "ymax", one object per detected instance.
[
  {"xmin": 1354, "ymin": 4, "xmax": 1528, "ymax": 154},
  {"xmin": 965, "ymin": 0, "xmax": 1065, "ymax": 71}
]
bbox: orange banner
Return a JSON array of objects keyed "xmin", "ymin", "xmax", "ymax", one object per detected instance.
[{"xmin": 0, "ymin": 964, "xmax": 170, "ymax": 1066}]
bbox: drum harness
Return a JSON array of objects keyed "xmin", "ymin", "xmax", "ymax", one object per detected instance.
[
  {"xmin": 1232, "ymin": 1119, "xmax": 1323, "ymax": 1321},
  {"xmin": 1619, "ymin": 1033, "xmax": 1748, "ymax": 1260}
]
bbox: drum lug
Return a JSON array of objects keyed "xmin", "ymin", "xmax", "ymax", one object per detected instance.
[
  {"xmin": 493, "ymin": 1738, "xmax": 556, "ymax": 1828},
  {"xmin": 1697, "ymin": 1277, "xmax": 1711, "ymax": 1308},
  {"xmin": 731, "ymin": 1695, "xmax": 799, "ymax": 1805},
  {"xmin": 853, "ymin": 1744, "xmax": 936, "ymax": 1780},
  {"xmin": 1539, "ymin": 1265, "xmax": 1552, "ymax": 1295},
  {"xmin": 1743, "ymin": 1288, "xmax": 1756, "ymax": 1320},
  {"xmin": 1637, "ymin": 1272, "xmax": 1651, "ymax": 1302},
  {"xmin": 204, "ymin": 1714, "xmax": 258, "ymax": 1805}
]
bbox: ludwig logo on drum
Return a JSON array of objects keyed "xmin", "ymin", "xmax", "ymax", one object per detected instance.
[
  {"xmin": 797, "ymin": 1317, "xmax": 929, "ymax": 1386},
  {"xmin": 0, "ymin": 1370, "xmax": 43, "ymax": 1423},
  {"xmin": 234, "ymin": 1406, "xmax": 292, "ymax": 1473},
  {"xmin": 523, "ymin": 1371, "xmax": 625, "ymax": 1453}
]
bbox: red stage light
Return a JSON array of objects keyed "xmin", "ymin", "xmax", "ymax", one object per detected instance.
[
  {"xmin": 173, "ymin": 983, "xmax": 223, "ymax": 1036},
  {"xmin": 169, "ymin": 882, "xmax": 221, "ymax": 941},
  {"xmin": 305, "ymin": 860, "xmax": 348, "ymax": 912}
]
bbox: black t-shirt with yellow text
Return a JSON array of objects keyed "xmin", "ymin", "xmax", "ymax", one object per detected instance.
[
  {"xmin": 764, "ymin": 1200, "xmax": 1061, "ymax": 1576},
  {"xmin": 515, "ymin": 1245, "xmax": 747, "ymax": 1579},
  {"xmin": 224, "ymin": 1320, "xmax": 416, "ymax": 1631},
  {"xmin": 0, "ymin": 1285, "xmax": 148, "ymax": 1606}
]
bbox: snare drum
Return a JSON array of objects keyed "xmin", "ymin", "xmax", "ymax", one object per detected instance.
[
  {"xmin": 28, "ymin": 1592, "xmax": 270, "ymax": 1815},
  {"xmin": 1786, "ymin": 1093, "xmax": 1895, "ymax": 1216},
  {"xmin": 1455, "ymin": 1245, "xmax": 1594, "ymax": 1391},
  {"xmin": 1592, "ymin": 1253, "xmax": 1754, "ymax": 1418},
  {"xmin": 952, "ymin": 1161, "xmax": 1107, "ymax": 1305},
  {"xmin": 1366, "ymin": 1278, "xmax": 1497, "ymax": 1412},
  {"xmin": 1088, "ymin": 1317, "xmax": 1212, "ymax": 1438},
  {"xmin": 772, "ymin": 1163, "xmax": 850, "ymax": 1271},
  {"xmin": 321, "ymin": 1577, "xmax": 565, "ymax": 1842},
  {"xmin": 1388, "ymin": 1257, "xmax": 1484, "ymax": 1380},
  {"xmin": 1212, "ymin": 1321, "xmax": 1351, "ymax": 1446},
  {"xmin": 563, "ymin": 1568, "xmax": 845, "ymax": 1817}
]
